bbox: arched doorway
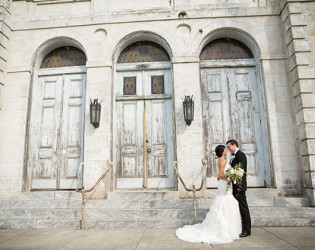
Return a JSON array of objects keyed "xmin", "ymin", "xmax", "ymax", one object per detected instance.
[
  {"xmin": 28, "ymin": 46, "xmax": 86, "ymax": 190},
  {"xmin": 114, "ymin": 41, "xmax": 174, "ymax": 189},
  {"xmin": 200, "ymin": 38, "xmax": 270, "ymax": 188}
]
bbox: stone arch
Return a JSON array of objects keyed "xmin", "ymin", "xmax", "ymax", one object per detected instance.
[
  {"xmin": 40, "ymin": 46, "xmax": 86, "ymax": 68},
  {"xmin": 32, "ymin": 37, "xmax": 88, "ymax": 70},
  {"xmin": 117, "ymin": 41, "xmax": 170, "ymax": 63},
  {"xmin": 200, "ymin": 38, "xmax": 253, "ymax": 60},
  {"xmin": 113, "ymin": 31, "xmax": 173, "ymax": 63},
  {"xmin": 198, "ymin": 28, "xmax": 261, "ymax": 62}
]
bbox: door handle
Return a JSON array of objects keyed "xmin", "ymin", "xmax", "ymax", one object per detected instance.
[{"xmin": 147, "ymin": 148, "xmax": 151, "ymax": 153}]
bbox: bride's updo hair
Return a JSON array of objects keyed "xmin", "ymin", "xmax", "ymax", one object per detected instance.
[{"xmin": 215, "ymin": 145, "xmax": 225, "ymax": 158}]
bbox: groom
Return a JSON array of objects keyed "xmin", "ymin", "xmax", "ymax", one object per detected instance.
[{"xmin": 226, "ymin": 139, "xmax": 251, "ymax": 237}]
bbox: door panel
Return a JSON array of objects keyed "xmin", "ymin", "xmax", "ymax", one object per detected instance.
[
  {"xmin": 146, "ymin": 98, "xmax": 174, "ymax": 188},
  {"xmin": 116, "ymin": 71, "xmax": 144, "ymax": 188},
  {"xmin": 31, "ymin": 75, "xmax": 62, "ymax": 189},
  {"xmin": 115, "ymin": 69, "xmax": 174, "ymax": 189},
  {"xmin": 121, "ymin": 101, "xmax": 143, "ymax": 178},
  {"xmin": 60, "ymin": 74, "xmax": 85, "ymax": 189},
  {"xmin": 201, "ymin": 69, "xmax": 230, "ymax": 186},
  {"xmin": 228, "ymin": 68, "xmax": 265, "ymax": 186},
  {"xmin": 201, "ymin": 67, "xmax": 268, "ymax": 188},
  {"xmin": 29, "ymin": 73, "xmax": 85, "ymax": 189}
]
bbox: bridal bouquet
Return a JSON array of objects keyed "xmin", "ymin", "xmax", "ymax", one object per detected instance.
[{"xmin": 225, "ymin": 163, "xmax": 246, "ymax": 193}]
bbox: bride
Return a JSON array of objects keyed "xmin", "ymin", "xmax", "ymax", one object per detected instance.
[{"xmin": 176, "ymin": 145, "xmax": 242, "ymax": 244}]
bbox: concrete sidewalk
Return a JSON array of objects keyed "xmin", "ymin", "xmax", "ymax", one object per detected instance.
[{"xmin": 0, "ymin": 227, "xmax": 315, "ymax": 249}]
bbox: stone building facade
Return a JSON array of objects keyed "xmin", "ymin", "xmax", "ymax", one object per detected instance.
[{"xmin": 0, "ymin": 0, "xmax": 314, "ymax": 205}]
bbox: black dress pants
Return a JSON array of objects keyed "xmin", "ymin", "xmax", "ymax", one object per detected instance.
[{"xmin": 233, "ymin": 191, "xmax": 251, "ymax": 233}]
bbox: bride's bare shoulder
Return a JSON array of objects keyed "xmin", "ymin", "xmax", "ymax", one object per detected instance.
[{"xmin": 218, "ymin": 158, "xmax": 227, "ymax": 167}]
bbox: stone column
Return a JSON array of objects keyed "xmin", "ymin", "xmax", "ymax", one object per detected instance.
[
  {"xmin": 172, "ymin": 56, "xmax": 205, "ymax": 198},
  {"xmin": 280, "ymin": 0, "xmax": 315, "ymax": 205},
  {"xmin": 84, "ymin": 61, "xmax": 113, "ymax": 199}
]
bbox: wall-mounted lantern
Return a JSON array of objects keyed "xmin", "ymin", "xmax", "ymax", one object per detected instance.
[
  {"xmin": 183, "ymin": 95, "xmax": 194, "ymax": 126},
  {"xmin": 90, "ymin": 99, "xmax": 101, "ymax": 128}
]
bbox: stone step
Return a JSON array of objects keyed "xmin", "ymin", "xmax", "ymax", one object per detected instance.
[
  {"xmin": 252, "ymin": 218, "xmax": 315, "ymax": 227},
  {"xmin": 274, "ymin": 197, "xmax": 310, "ymax": 207},
  {"xmin": 0, "ymin": 218, "xmax": 193, "ymax": 229},
  {"xmin": 107, "ymin": 190, "xmax": 179, "ymax": 200},
  {"xmin": 11, "ymin": 190, "xmax": 309, "ymax": 208},
  {"xmin": 1, "ymin": 206, "xmax": 314, "ymax": 220},
  {"xmin": 204, "ymin": 188, "xmax": 278, "ymax": 198},
  {"xmin": 249, "ymin": 207, "xmax": 315, "ymax": 219},
  {"xmin": 1, "ymin": 197, "xmax": 310, "ymax": 210},
  {"xmin": 1, "ymin": 190, "xmax": 313, "ymax": 229},
  {"xmin": 14, "ymin": 191, "xmax": 81, "ymax": 200},
  {"xmin": 2, "ymin": 215, "xmax": 315, "ymax": 229}
]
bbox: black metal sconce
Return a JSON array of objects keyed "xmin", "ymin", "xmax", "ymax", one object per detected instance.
[
  {"xmin": 90, "ymin": 99, "xmax": 101, "ymax": 128},
  {"xmin": 183, "ymin": 95, "xmax": 194, "ymax": 126}
]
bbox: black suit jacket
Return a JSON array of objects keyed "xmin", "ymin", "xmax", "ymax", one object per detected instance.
[{"xmin": 231, "ymin": 150, "xmax": 247, "ymax": 192}]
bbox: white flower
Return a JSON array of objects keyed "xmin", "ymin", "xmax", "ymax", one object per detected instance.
[
  {"xmin": 230, "ymin": 169, "xmax": 235, "ymax": 175},
  {"xmin": 236, "ymin": 169, "xmax": 244, "ymax": 177}
]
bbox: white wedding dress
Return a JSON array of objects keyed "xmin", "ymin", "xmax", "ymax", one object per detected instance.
[{"xmin": 176, "ymin": 163, "xmax": 242, "ymax": 244}]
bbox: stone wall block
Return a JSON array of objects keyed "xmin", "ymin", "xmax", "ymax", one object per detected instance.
[
  {"xmin": 0, "ymin": 33, "xmax": 8, "ymax": 49},
  {"xmin": 287, "ymin": 2, "xmax": 302, "ymax": 14},
  {"xmin": 0, "ymin": 57, "xmax": 5, "ymax": 71},
  {"xmin": 0, "ymin": 71, "xmax": 3, "ymax": 85},
  {"xmin": 287, "ymin": 41, "xmax": 295, "ymax": 58},
  {"xmin": 298, "ymin": 124, "xmax": 306, "ymax": 141},
  {"xmin": 0, "ymin": 46, "xmax": 8, "ymax": 61},
  {"xmin": 305, "ymin": 124, "xmax": 315, "ymax": 139},
  {"xmin": 303, "ymin": 172, "xmax": 315, "ymax": 188},
  {"xmin": 292, "ymin": 81, "xmax": 301, "ymax": 97},
  {"xmin": 307, "ymin": 140, "xmax": 315, "ymax": 155},
  {"xmin": 296, "ymin": 108, "xmax": 315, "ymax": 126},
  {"xmin": 300, "ymin": 140, "xmax": 309, "ymax": 156},
  {"xmin": 293, "ymin": 39, "xmax": 310, "ymax": 52},
  {"xmin": 0, "ymin": 0, "xmax": 12, "ymax": 12},
  {"xmin": 293, "ymin": 94, "xmax": 303, "ymax": 111},
  {"xmin": 283, "ymin": 14, "xmax": 306, "ymax": 34},
  {"xmin": 283, "ymin": 17, "xmax": 292, "ymax": 33},
  {"xmin": 298, "ymin": 124, "xmax": 315, "ymax": 141},
  {"xmin": 289, "ymin": 14, "xmax": 307, "ymax": 26},
  {"xmin": 290, "ymin": 53, "xmax": 310, "ymax": 71},
  {"xmin": 305, "ymin": 189, "xmax": 315, "ymax": 206},
  {"xmin": 286, "ymin": 27, "xmax": 303, "ymax": 46},
  {"xmin": 281, "ymin": 3, "xmax": 290, "ymax": 23},
  {"xmin": 301, "ymin": 155, "xmax": 311, "ymax": 172},
  {"xmin": 308, "ymin": 155, "xmax": 315, "ymax": 172},
  {"xmin": 291, "ymin": 26, "xmax": 305, "ymax": 39},
  {"xmin": 0, "ymin": 21, "xmax": 10, "ymax": 39},
  {"xmin": 300, "ymin": 139, "xmax": 315, "ymax": 155},
  {"xmin": 292, "ymin": 66, "xmax": 315, "ymax": 83},
  {"xmin": 300, "ymin": 94, "xmax": 315, "ymax": 108},
  {"xmin": 287, "ymin": 39, "xmax": 311, "ymax": 59}
]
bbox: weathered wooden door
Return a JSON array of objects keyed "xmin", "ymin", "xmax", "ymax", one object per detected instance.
[
  {"xmin": 115, "ymin": 68, "xmax": 174, "ymax": 188},
  {"xmin": 28, "ymin": 71, "xmax": 85, "ymax": 189},
  {"xmin": 201, "ymin": 66, "xmax": 268, "ymax": 187}
]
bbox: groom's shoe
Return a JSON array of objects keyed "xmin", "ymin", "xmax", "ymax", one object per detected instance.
[{"xmin": 239, "ymin": 231, "xmax": 251, "ymax": 237}]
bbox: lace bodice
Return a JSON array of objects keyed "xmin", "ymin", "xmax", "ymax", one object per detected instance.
[{"xmin": 217, "ymin": 163, "xmax": 232, "ymax": 195}]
